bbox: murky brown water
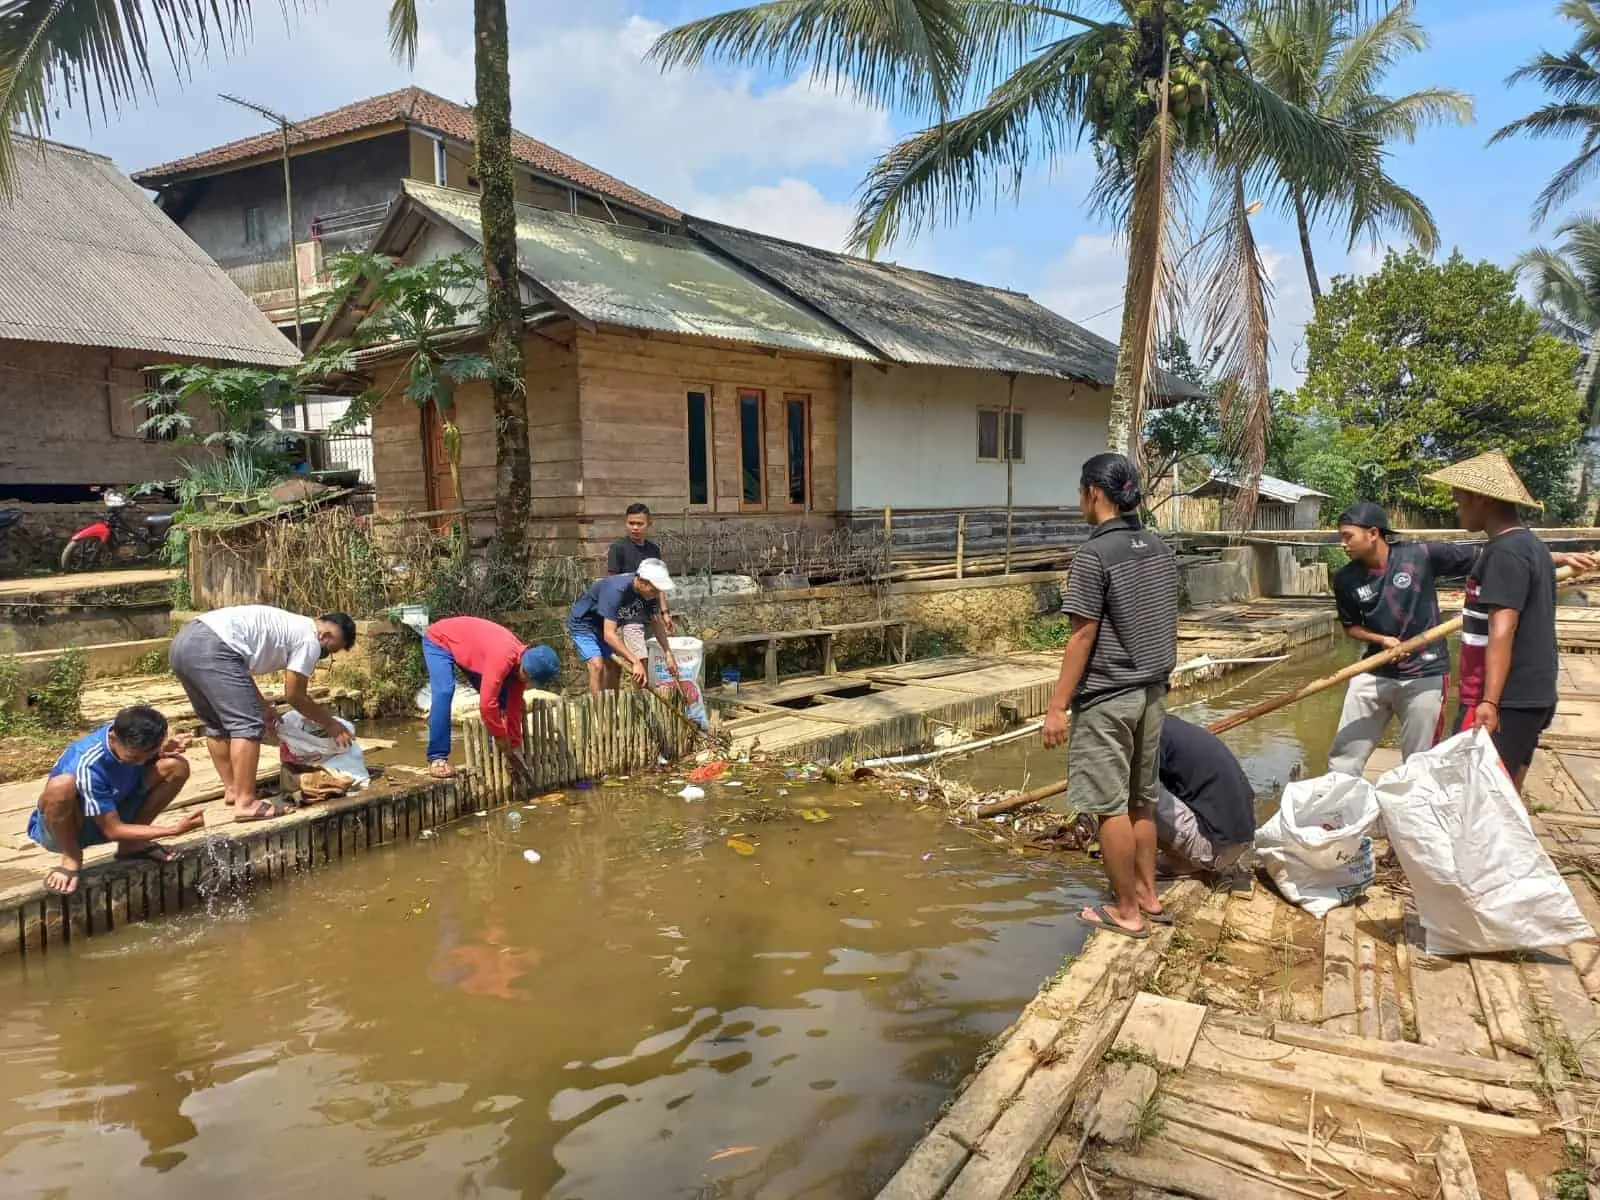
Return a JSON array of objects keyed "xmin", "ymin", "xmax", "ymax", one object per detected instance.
[{"xmin": 0, "ymin": 642, "xmax": 1369, "ymax": 1199}]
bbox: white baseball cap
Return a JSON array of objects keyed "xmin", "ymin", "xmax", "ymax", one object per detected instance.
[{"xmin": 636, "ymin": 558, "xmax": 676, "ymax": 591}]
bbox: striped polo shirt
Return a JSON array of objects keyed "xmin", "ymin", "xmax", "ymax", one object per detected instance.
[{"xmin": 1061, "ymin": 514, "xmax": 1181, "ymax": 710}]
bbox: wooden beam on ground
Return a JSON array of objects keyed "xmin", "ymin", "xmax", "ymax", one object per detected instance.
[
  {"xmin": 1268, "ymin": 1022, "xmax": 1539, "ymax": 1084},
  {"xmin": 1434, "ymin": 1125, "xmax": 1482, "ymax": 1200},
  {"xmin": 1111, "ymin": 992, "xmax": 1207, "ymax": 1070}
]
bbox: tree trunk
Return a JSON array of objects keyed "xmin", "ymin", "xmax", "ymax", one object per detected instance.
[
  {"xmin": 474, "ymin": 0, "xmax": 532, "ymax": 572},
  {"xmin": 1291, "ymin": 185, "xmax": 1321, "ymax": 304},
  {"xmin": 1107, "ymin": 51, "xmax": 1172, "ymax": 465},
  {"xmin": 1576, "ymin": 337, "xmax": 1600, "ymax": 521}
]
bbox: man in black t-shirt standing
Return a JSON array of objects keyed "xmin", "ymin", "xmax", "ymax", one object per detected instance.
[
  {"xmin": 1327, "ymin": 502, "xmax": 1476, "ymax": 777},
  {"xmin": 1425, "ymin": 452, "xmax": 1593, "ymax": 788},
  {"xmin": 607, "ymin": 503, "xmax": 673, "ymax": 660}
]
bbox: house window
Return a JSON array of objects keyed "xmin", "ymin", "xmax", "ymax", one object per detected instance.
[
  {"xmin": 686, "ymin": 389, "xmax": 711, "ymax": 506},
  {"xmin": 244, "ymin": 206, "xmax": 267, "ymax": 246},
  {"xmin": 139, "ymin": 371, "xmax": 182, "ymax": 442},
  {"xmin": 738, "ymin": 390, "xmax": 765, "ymax": 507},
  {"xmin": 977, "ymin": 408, "xmax": 1024, "ymax": 462},
  {"xmin": 785, "ymin": 394, "xmax": 811, "ymax": 508}
]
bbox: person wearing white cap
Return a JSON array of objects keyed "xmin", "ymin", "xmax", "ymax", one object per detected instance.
[{"xmin": 567, "ymin": 559, "xmax": 682, "ymax": 698}]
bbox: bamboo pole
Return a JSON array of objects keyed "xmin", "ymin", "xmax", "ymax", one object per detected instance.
[
  {"xmin": 1004, "ymin": 372, "xmax": 1016, "ymax": 575},
  {"xmin": 976, "ymin": 565, "xmax": 1586, "ymax": 817},
  {"xmin": 956, "ymin": 513, "xmax": 966, "ymax": 579}
]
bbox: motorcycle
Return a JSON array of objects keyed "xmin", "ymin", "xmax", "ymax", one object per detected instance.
[{"xmin": 60, "ymin": 488, "xmax": 173, "ymax": 572}]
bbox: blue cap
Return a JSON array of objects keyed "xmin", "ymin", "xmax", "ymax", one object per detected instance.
[{"xmin": 521, "ymin": 644, "xmax": 560, "ymax": 684}]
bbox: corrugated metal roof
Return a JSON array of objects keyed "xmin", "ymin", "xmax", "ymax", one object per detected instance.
[
  {"xmin": 688, "ymin": 217, "xmax": 1199, "ymax": 391},
  {"xmin": 404, "ymin": 182, "xmax": 878, "ymax": 362},
  {"xmin": 0, "ymin": 137, "xmax": 300, "ymax": 365},
  {"xmin": 133, "ymin": 87, "xmax": 679, "ymax": 222},
  {"xmin": 1200, "ymin": 470, "xmax": 1329, "ymax": 504}
]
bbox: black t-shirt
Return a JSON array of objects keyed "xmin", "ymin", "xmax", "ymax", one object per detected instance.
[
  {"xmin": 607, "ymin": 537, "xmax": 661, "ymax": 576},
  {"xmin": 1460, "ymin": 527, "xmax": 1558, "ymax": 710},
  {"xmin": 1158, "ymin": 716, "xmax": 1256, "ymax": 846},
  {"xmin": 1332, "ymin": 540, "xmax": 1477, "ymax": 679},
  {"xmin": 1060, "ymin": 515, "xmax": 1180, "ymax": 710}
]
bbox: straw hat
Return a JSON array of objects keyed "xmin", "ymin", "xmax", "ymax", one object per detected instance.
[{"xmin": 1422, "ymin": 450, "xmax": 1543, "ymax": 512}]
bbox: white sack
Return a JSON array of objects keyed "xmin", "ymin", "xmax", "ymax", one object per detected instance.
[
  {"xmin": 1375, "ymin": 727, "xmax": 1591, "ymax": 955},
  {"xmin": 1255, "ymin": 773, "xmax": 1380, "ymax": 918},
  {"xmin": 277, "ymin": 711, "xmax": 370, "ymax": 787}
]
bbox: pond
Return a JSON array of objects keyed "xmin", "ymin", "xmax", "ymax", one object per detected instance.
[{"xmin": 0, "ymin": 642, "xmax": 1368, "ymax": 1199}]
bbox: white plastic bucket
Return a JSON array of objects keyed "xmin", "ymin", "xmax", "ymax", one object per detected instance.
[
  {"xmin": 648, "ymin": 635, "xmax": 707, "ymax": 730},
  {"xmin": 395, "ymin": 604, "xmax": 430, "ymax": 634}
]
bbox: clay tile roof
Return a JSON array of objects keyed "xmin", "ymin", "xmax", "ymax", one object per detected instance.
[{"xmin": 131, "ymin": 85, "xmax": 680, "ymax": 221}]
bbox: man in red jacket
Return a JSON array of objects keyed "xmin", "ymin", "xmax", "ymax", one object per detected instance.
[{"xmin": 422, "ymin": 616, "xmax": 560, "ymax": 780}]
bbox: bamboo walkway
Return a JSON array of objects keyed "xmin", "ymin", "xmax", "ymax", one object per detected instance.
[{"xmin": 878, "ymin": 652, "xmax": 1600, "ymax": 1200}]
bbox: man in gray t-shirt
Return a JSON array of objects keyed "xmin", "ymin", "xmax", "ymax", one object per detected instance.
[{"xmin": 1043, "ymin": 454, "xmax": 1179, "ymax": 941}]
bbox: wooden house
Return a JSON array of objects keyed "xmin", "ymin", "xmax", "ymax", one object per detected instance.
[
  {"xmin": 0, "ymin": 136, "xmax": 300, "ymax": 499},
  {"xmin": 319, "ymin": 181, "xmax": 1190, "ymax": 565},
  {"xmin": 1192, "ymin": 471, "xmax": 1330, "ymax": 530}
]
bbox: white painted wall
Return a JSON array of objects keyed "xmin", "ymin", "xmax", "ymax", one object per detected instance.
[{"xmin": 844, "ymin": 364, "xmax": 1111, "ymax": 509}]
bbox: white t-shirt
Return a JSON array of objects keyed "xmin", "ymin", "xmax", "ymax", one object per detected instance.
[{"xmin": 197, "ymin": 605, "xmax": 322, "ymax": 677}]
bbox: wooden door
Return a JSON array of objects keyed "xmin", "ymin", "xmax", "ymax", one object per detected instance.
[{"xmin": 420, "ymin": 403, "xmax": 457, "ymax": 530}]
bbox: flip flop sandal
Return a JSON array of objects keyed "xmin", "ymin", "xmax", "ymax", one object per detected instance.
[
  {"xmin": 116, "ymin": 844, "xmax": 181, "ymax": 865},
  {"xmin": 1142, "ymin": 907, "xmax": 1176, "ymax": 926},
  {"xmin": 1078, "ymin": 904, "xmax": 1151, "ymax": 939},
  {"xmin": 43, "ymin": 866, "xmax": 81, "ymax": 893},
  {"xmin": 234, "ymin": 799, "xmax": 281, "ymax": 824},
  {"xmin": 428, "ymin": 760, "xmax": 457, "ymax": 779}
]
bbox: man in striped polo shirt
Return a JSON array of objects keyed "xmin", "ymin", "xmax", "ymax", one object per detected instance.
[{"xmin": 1043, "ymin": 453, "xmax": 1180, "ymax": 939}]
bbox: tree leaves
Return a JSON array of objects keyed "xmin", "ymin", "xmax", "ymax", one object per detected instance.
[{"xmin": 1297, "ymin": 249, "xmax": 1584, "ymax": 518}]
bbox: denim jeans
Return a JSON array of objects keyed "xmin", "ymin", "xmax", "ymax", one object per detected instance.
[{"xmin": 423, "ymin": 636, "xmax": 459, "ymax": 761}]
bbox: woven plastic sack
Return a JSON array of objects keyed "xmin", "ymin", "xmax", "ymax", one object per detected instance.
[
  {"xmin": 1375, "ymin": 727, "xmax": 1591, "ymax": 955},
  {"xmin": 277, "ymin": 712, "xmax": 369, "ymax": 787},
  {"xmin": 1255, "ymin": 773, "xmax": 1380, "ymax": 918}
]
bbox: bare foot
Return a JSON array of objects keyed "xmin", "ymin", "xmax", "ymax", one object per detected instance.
[{"xmin": 44, "ymin": 862, "xmax": 82, "ymax": 894}]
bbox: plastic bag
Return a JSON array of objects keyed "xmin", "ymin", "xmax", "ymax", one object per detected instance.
[
  {"xmin": 648, "ymin": 636, "xmax": 709, "ymax": 731},
  {"xmin": 277, "ymin": 711, "xmax": 370, "ymax": 787},
  {"xmin": 1255, "ymin": 773, "xmax": 1380, "ymax": 918},
  {"xmin": 1376, "ymin": 727, "xmax": 1591, "ymax": 955}
]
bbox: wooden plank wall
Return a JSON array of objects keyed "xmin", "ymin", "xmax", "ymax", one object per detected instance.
[
  {"xmin": 571, "ymin": 328, "xmax": 841, "ymax": 562},
  {"xmin": 368, "ymin": 326, "xmax": 583, "ymax": 549}
]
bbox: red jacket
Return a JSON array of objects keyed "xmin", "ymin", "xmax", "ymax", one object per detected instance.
[{"xmin": 425, "ymin": 616, "xmax": 527, "ymax": 745}]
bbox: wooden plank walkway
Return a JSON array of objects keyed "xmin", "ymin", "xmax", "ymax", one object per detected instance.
[
  {"xmin": 879, "ymin": 650, "xmax": 1600, "ymax": 1200},
  {"xmin": 722, "ymin": 602, "xmax": 1339, "ymax": 762}
]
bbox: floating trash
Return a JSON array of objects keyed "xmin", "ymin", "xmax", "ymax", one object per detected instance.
[
  {"xmin": 678, "ymin": 785, "xmax": 706, "ymax": 801},
  {"xmin": 523, "ymin": 849, "xmax": 542, "ymax": 864},
  {"xmin": 726, "ymin": 836, "xmax": 757, "ymax": 856},
  {"xmin": 475, "ymin": 810, "xmax": 488, "ymax": 817}
]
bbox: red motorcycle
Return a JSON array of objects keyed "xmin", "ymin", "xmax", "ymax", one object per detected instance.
[{"xmin": 61, "ymin": 489, "xmax": 173, "ymax": 572}]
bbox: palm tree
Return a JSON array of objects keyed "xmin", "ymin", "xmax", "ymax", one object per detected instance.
[
  {"xmin": 0, "ymin": 1, "xmax": 535, "ymax": 569},
  {"xmin": 387, "ymin": 1, "xmax": 532, "ymax": 576},
  {"xmin": 1491, "ymin": 0, "xmax": 1600, "ymax": 226},
  {"xmin": 1517, "ymin": 214, "xmax": 1600, "ymax": 514},
  {"xmin": 1244, "ymin": 0, "xmax": 1472, "ymax": 301},
  {"xmin": 650, "ymin": 0, "xmax": 1355, "ymax": 526}
]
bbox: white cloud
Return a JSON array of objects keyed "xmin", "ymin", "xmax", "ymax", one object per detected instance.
[
  {"xmin": 1037, "ymin": 233, "xmax": 1127, "ymax": 342},
  {"xmin": 691, "ymin": 178, "xmax": 857, "ymax": 250}
]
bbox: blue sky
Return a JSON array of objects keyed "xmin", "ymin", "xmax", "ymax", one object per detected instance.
[{"xmin": 40, "ymin": 0, "xmax": 1583, "ymax": 386}]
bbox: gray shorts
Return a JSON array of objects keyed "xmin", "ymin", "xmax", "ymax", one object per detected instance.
[
  {"xmin": 170, "ymin": 621, "xmax": 264, "ymax": 741},
  {"xmin": 1155, "ymin": 785, "xmax": 1250, "ymax": 873},
  {"xmin": 1060, "ymin": 684, "xmax": 1166, "ymax": 818}
]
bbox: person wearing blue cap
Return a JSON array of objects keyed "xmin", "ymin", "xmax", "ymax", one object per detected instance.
[{"xmin": 420, "ymin": 616, "xmax": 560, "ymax": 780}]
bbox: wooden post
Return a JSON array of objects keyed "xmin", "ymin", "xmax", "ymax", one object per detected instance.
[
  {"xmin": 956, "ymin": 513, "xmax": 966, "ymax": 579},
  {"xmin": 883, "ymin": 505, "xmax": 893, "ymax": 565},
  {"xmin": 1004, "ymin": 373, "xmax": 1016, "ymax": 574},
  {"xmin": 764, "ymin": 637, "xmax": 779, "ymax": 685},
  {"xmin": 822, "ymin": 632, "xmax": 837, "ymax": 676}
]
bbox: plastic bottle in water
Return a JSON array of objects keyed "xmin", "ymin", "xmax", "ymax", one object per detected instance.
[{"xmin": 507, "ymin": 810, "xmax": 523, "ymax": 832}]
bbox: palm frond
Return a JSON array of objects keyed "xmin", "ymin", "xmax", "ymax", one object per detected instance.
[
  {"xmin": 645, "ymin": 0, "xmax": 1023, "ymax": 119},
  {"xmin": 1504, "ymin": 50, "xmax": 1600, "ymax": 106},
  {"xmin": 387, "ymin": 0, "xmax": 419, "ymax": 69},
  {"xmin": 1319, "ymin": 0, "xmax": 1425, "ymax": 117},
  {"xmin": 1193, "ymin": 166, "xmax": 1271, "ymax": 529},
  {"xmin": 1345, "ymin": 172, "xmax": 1435, "ymax": 253},
  {"xmin": 1534, "ymin": 136, "xmax": 1600, "ymax": 225},
  {"xmin": 848, "ymin": 30, "xmax": 1092, "ymax": 254},
  {"xmin": 1353, "ymin": 87, "xmax": 1473, "ymax": 141},
  {"xmin": 0, "ymin": 0, "xmax": 299, "ymax": 198}
]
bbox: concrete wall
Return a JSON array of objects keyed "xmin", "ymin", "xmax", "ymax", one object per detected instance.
[
  {"xmin": 845, "ymin": 365, "xmax": 1110, "ymax": 510},
  {"xmin": 175, "ymin": 132, "xmax": 411, "ymax": 269}
]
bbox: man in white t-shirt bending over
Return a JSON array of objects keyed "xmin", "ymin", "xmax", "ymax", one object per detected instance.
[{"xmin": 168, "ymin": 605, "xmax": 357, "ymax": 821}]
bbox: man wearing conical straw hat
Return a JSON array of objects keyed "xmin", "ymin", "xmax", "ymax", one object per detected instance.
[{"xmin": 1424, "ymin": 451, "xmax": 1593, "ymax": 789}]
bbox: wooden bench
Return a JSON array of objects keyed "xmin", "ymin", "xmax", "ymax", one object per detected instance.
[{"xmin": 705, "ymin": 619, "xmax": 917, "ymax": 684}]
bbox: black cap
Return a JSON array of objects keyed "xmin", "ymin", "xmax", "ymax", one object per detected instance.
[{"xmin": 1337, "ymin": 501, "xmax": 1391, "ymax": 534}]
